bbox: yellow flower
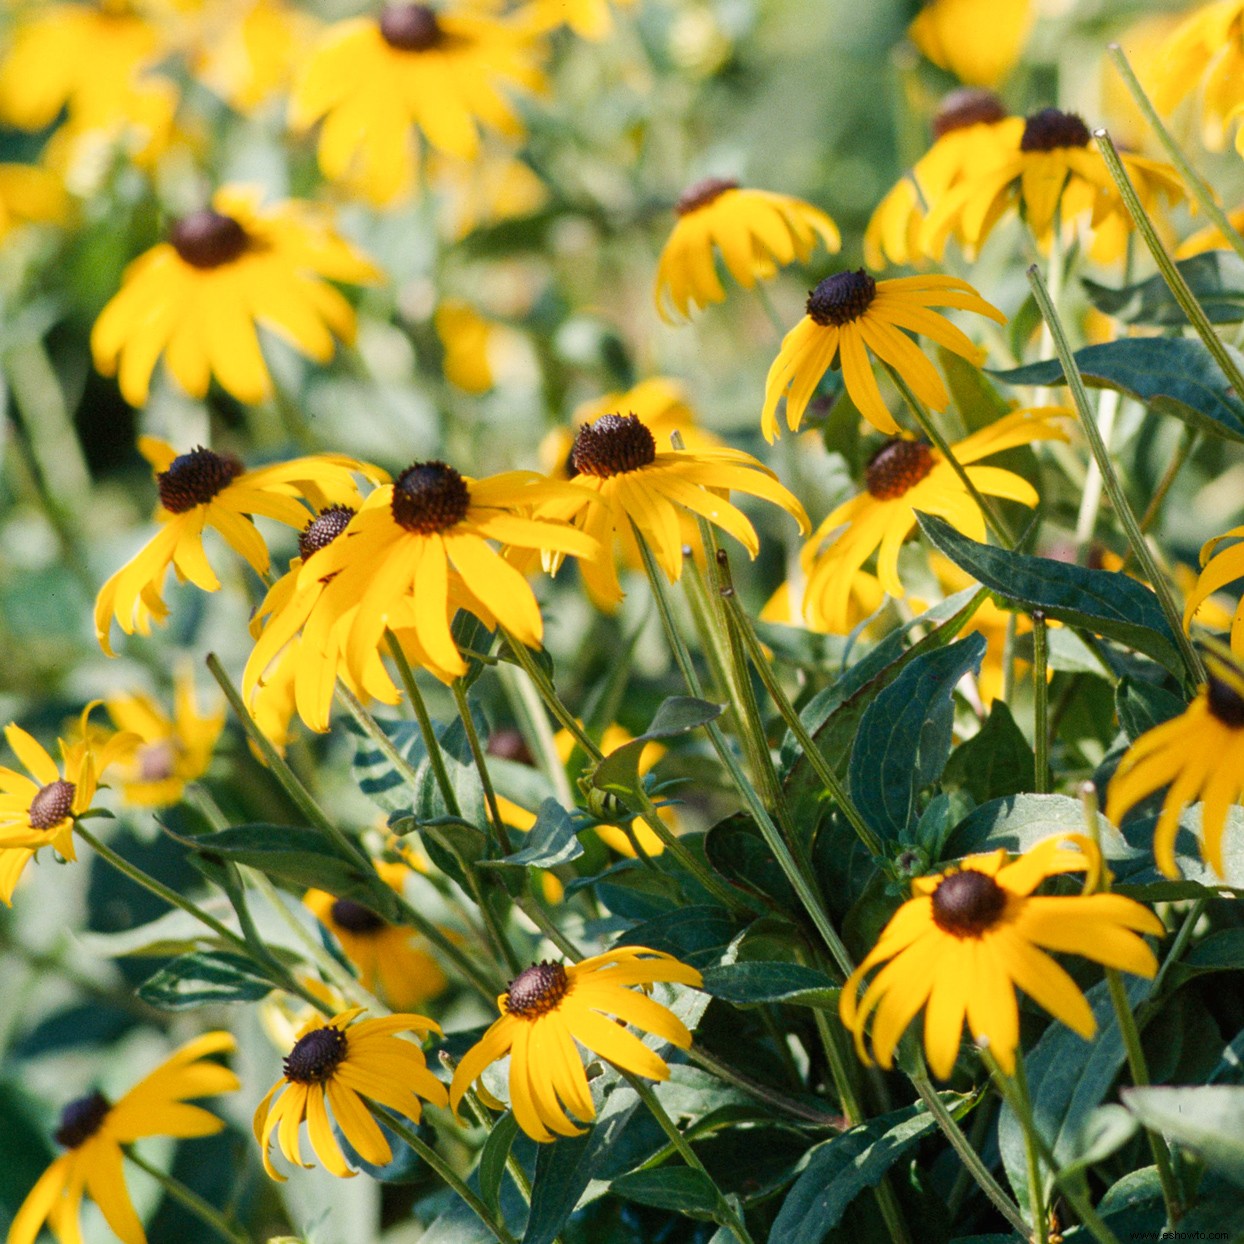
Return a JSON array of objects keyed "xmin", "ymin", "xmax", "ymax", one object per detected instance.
[
  {"xmin": 520, "ymin": 0, "xmax": 636, "ymax": 40},
  {"xmin": 0, "ymin": 706, "xmax": 133, "ymax": 905},
  {"xmin": 1178, "ymin": 207, "xmax": 1244, "ymax": 257},
  {"xmin": 800, "ymin": 410, "xmax": 1068, "ymax": 634},
  {"xmin": 435, "ymin": 299, "xmax": 499, "ymax": 393},
  {"xmin": 761, "ymin": 570, "xmax": 887, "ymax": 636},
  {"xmin": 290, "ymin": 4, "xmax": 546, "ymax": 207},
  {"xmin": 101, "ymin": 665, "xmax": 224, "ymax": 807},
  {"xmin": 10, "ymin": 1032, "xmax": 238, "ymax": 1244},
  {"xmin": 544, "ymin": 412, "xmax": 808, "ymax": 610},
  {"xmin": 253, "ymin": 1008, "xmax": 448, "ymax": 1179},
  {"xmin": 190, "ymin": 0, "xmax": 321, "ymax": 114},
  {"xmin": 761, "ymin": 269, "xmax": 1005, "ymax": 441},
  {"xmin": 92, "ymin": 185, "xmax": 381, "ymax": 407},
  {"xmin": 841, "ymin": 836, "xmax": 1162, "ymax": 1080},
  {"xmin": 654, "ymin": 178, "xmax": 840, "ymax": 321},
  {"xmin": 0, "ymin": 164, "xmax": 70, "ymax": 240},
  {"xmin": 921, "ymin": 108, "xmax": 1184, "ymax": 263},
  {"xmin": 428, "ymin": 149, "xmax": 549, "ymax": 241},
  {"xmin": 1106, "ymin": 652, "xmax": 1244, "ymax": 879},
  {"xmin": 1184, "ymin": 524, "xmax": 1244, "ymax": 654},
  {"xmin": 1146, "ymin": 0, "xmax": 1244, "ymax": 155},
  {"xmin": 94, "ymin": 437, "xmax": 381, "ymax": 654},
  {"xmin": 449, "ymin": 948, "xmax": 702, "ymax": 1142},
  {"xmin": 304, "ymin": 864, "xmax": 448, "ymax": 1011},
  {"xmin": 865, "ymin": 89, "xmax": 1016, "ymax": 268},
  {"xmin": 908, "ymin": 0, "xmax": 1033, "ymax": 89},
  {"xmin": 299, "ymin": 461, "xmax": 599, "ymax": 695}
]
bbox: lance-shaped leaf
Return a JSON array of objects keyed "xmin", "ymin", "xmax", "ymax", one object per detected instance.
[
  {"xmin": 138, "ymin": 951, "xmax": 277, "ymax": 1010},
  {"xmin": 588, "ymin": 697, "xmax": 724, "ymax": 798},
  {"xmin": 1083, "ymin": 251, "xmax": 1244, "ymax": 326}
]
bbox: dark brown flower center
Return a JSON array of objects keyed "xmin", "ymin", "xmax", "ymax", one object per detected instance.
[
  {"xmin": 299, "ymin": 505, "xmax": 356, "ymax": 561},
  {"xmin": 675, "ymin": 176, "xmax": 739, "ymax": 216},
  {"xmin": 284, "ymin": 1025, "xmax": 349, "ymax": 1084},
  {"xmin": 571, "ymin": 414, "xmax": 656, "ymax": 478},
  {"xmin": 157, "ymin": 446, "xmax": 244, "ymax": 514},
  {"xmin": 504, "ymin": 961, "xmax": 570, "ymax": 1018},
  {"xmin": 932, "ymin": 88, "xmax": 1007, "ymax": 139},
  {"xmin": 487, "ymin": 728, "xmax": 535, "ymax": 765},
  {"xmin": 807, "ymin": 270, "xmax": 877, "ymax": 327},
  {"xmin": 28, "ymin": 779, "xmax": 75, "ymax": 830},
  {"xmin": 931, "ymin": 870, "xmax": 1008, "ymax": 937},
  {"xmin": 169, "ymin": 209, "xmax": 250, "ymax": 269},
  {"xmin": 1020, "ymin": 108, "xmax": 1091, "ymax": 153},
  {"xmin": 390, "ymin": 461, "xmax": 470, "ymax": 534},
  {"xmin": 865, "ymin": 439, "xmax": 936, "ymax": 500},
  {"xmin": 379, "ymin": 4, "xmax": 442, "ymax": 50},
  {"xmin": 329, "ymin": 899, "xmax": 388, "ymax": 934},
  {"xmin": 54, "ymin": 1090, "xmax": 111, "ymax": 1149},
  {"xmin": 1207, "ymin": 672, "xmax": 1244, "ymax": 728}
]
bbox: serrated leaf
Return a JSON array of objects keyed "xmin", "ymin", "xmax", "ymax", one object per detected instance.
[
  {"xmin": 610, "ymin": 1167, "xmax": 719, "ymax": 1216},
  {"xmin": 1083, "ymin": 251, "xmax": 1244, "ymax": 326},
  {"xmin": 137, "ymin": 951, "xmax": 276, "ymax": 1010},
  {"xmin": 849, "ymin": 634, "xmax": 986, "ymax": 840},
  {"xmin": 589, "ymin": 698, "xmax": 724, "ymax": 797},
  {"xmin": 917, "ymin": 513, "xmax": 1185, "ymax": 678},
  {"xmin": 1123, "ymin": 1085, "xmax": 1244, "ymax": 1189},
  {"xmin": 989, "ymin": 337, "xmax": 1244, "ymax": 443},
  {"xmin": 699, "ymin": 961, "xmax": 839, "ymax": 1009},
  {"xmin": 943, "ymin": 700, "xmax": 1035, "ymax": 803}
]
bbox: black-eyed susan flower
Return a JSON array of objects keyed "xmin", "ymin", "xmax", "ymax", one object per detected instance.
[
  {"xmin": 865, "ymin": 89, "xmax": 1016, "ymax": 269},
  {"xmin": 543, "ymin": 413, "xmax": 808, "ymax": 609},
  {"xmin": 921, "ymin": 107, "xmax": 1184, "ymax": 263},
  {"xmin": 9, "ymin": 1031, "xmax": 239, "ymax": 1244},
  {"xmin": 761, "ymin": 269, "xmax": 1005, "ymax": 441},
  {"xmin": 908, "ymin": 0, "xmax": 1033, "ymax": 89},
  {"xmin": 799, "ymin": 409, "xmax": 1068, "ymax": 633},
  {"xmin": 254, "ymin": 1008, "xmax": 448, "ymax": 1179},
  {"xmin": 94, "ymin": 437, "xmax": 382, "ymax": 654},
  {"xmin": 840, "ymin": 836, "xmax": 1162, "ymax": 1080},
  {"xmin": 449, "ymin": 948, "xmax": 702, "ymax": 1142},
  {"xmin": 101, "ymin": 665, "xmax": 224, "ymax": 807},
  {"xmin": 655, "ymin": 178, "xmax": 840, "ymax": 321},
  {"xmin": 428, "ymin": 148, "xmax": 549, "ymax": 241},
  {"xmin": 1106, "ymin": 652, "xmax": 1244, "ymax": 879},
  {"xmin": 435, "ymin": 299, "xmax": 500, "ymax": 393},
  {"xmin": 0, "ymin": 163, "xmax": 70, "ymax": 241},
  {"xmin": 290, "ymin": 4, "xmax": 546, "ymax": 208},
  {"xmin": 91, "ymin": 186, "xmax": 380, "ymax": 407},
  {"xmin": 1177, "ymin": 207, "xmax": 1244, "ymax": 257},
  {"xmin": 304, "ymin": 863, "xmax": 448, "ymax": 1011},
  {"xmin": 1185, "ymin": 525, "xmax": 1244, "ymax": 654},
  {"xmin": 521, "ymin": 0, "xmax": 636, "ymax": 41},
  {"xmin": 0, "ymin": 707, "xmax": 134, "ymax": 905},
  {"xmin": 1147, "ymin": 0, "xmax": 1244, "ymax": 155},
  {"xmin": 299, "ymin": 461, "xmax": 598, "ymax": 697}
]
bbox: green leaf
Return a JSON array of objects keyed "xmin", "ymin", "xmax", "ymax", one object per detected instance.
[
  {"xmin": 943, "ymin": 701, "xmax": 1036, "ymax": 804},
  {"xmin": 998, "ymin": 976, "xmax": 1152, "ymax": 1212},
  {"xmin": 1122, "ymin": 1085, "xmax": 1244, "ymax": 1189},
  {"xmin": 699, "ymin": 961, "xmax": 839, "ymax": 1009},
  {"xmin": 989, "ymin": 337, "xmax": 1244, "ymax": 443},
  {"xmin": 615, "ymin": 905, "xmax": 743, "ymax": 968},
  {"xmin": 1171, "ymin": 928, "xmax": 1244, "ymax": 980},
  {"xmin": 769, "ymin": 1100, "xmax": 955, "ymax": 1244},
  {"xmin": 137, "ymin": 951, "xmax": 276, "ymax": 1010},
  {"xmin": 1057, "ymin": 1105, "xmax": 1139, "ymax": 1181},
  {"xmin": 479, "ymin": 1112, "xmax": 520, "ymax": 1218},
  {"xmin": 1083, "ymin": 251, "xmax": 1244, "ymax": 326},
  {"xmin": 940, "ymin": 346, "xmax": 1012, "ymax": 433},
  {"xmin": 917, "ymin": 512, "xmax": 1185, "ymax": 678},
  {"xmin": 610, "ymin": 1167, "xmax": 719, "ymax": 1216},
  {"xmin": 704, "ymin": 812, "xmax": 799, "ymax": 912},
  {"xmin": 849, "ymin": 634, "xmax": 986, "ymax": 840},
  {"xmin": 1115, "ymin": 676, "xmax": 1187, "ymax": 743},
  {"xmin": 485, "ymin": 800, "xmax": 582, "ymax": 869},
  {"xmin": 589, "ymin": 698, "xmax": 724, "ymax": 797}
]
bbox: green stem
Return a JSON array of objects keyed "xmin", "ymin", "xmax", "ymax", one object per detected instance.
[
  {"xmin": 1024, "ymin": 266, "xmax": 1205, "ymax": 688},
  {"xmin": 884, "ymin": 364, "xmax": 1015, "ymax": 547},
  {"xmin": 910, "ymin": 1063, "xmax": 1029, "ymax": 1238},
  {"xmin": 516, "ymin": 875, "xmax": 582, "ymax": 960},
  {"xmin": 686, "ymin": 1045, "xmax": 847, "ymax": 1127},
  {"xmin": 375, "ymin": 1109, "xmax": 519, "ymax": 1244},
  {"xmin": 124, "ymin": 1147, "xmax": 252, "ymax": 1244},
  {"xmin": 1094, "ymin": 129, "xmax": 1244, "ymax": 411},
  {"xmin": 1121, "ymin": 426, "xmax": 1198, "ymax": 571},
  {"xmin": 1014, "ymin": 1055, "xmax": 1049, "ymax": 1244},
  {"xmin": 452, "ymin": 681, "xmax": 512, "ymax": 855},
  {"xmin": 386, "ymin": 633, "xmax": 463, "ymax": 819},
  {"xmin": 205, "ymin": 654, "xmax": 373, "ymax": 871},
  {"xmin": 634, "ymin": 529, "xmax": 853, "ymax": 978},
  {"xmin": 1033, "ymin": 611, "xmax": 1049, "ymax": 794},
  {"xmin": 623, "ymin": 1073, "xmax": 757, "ymax": 1244},
  {"xmin": 1150, "ymin": 896, "xmax": 1208, "ymax": 1001},
  {"xmin": 497, "ymin": 662, "xmax": 574, "ymax": 805},
  {"xmin": 1107, "ymin": 44, "xmax": 1244, "ymax": 266}
]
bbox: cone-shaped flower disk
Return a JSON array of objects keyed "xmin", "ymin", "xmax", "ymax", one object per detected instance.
[
  {"xmin": 761, "ymin": 268, "xmax": 1004, "ymax": 441},
  {"xmin": 1106, "ymin": 651, "xmax": 1244, "ymax": 879},
  {"xmin": 450, "ymin": 948, "xmax": 702, "ymax": 1142},
  {"xmin": 10, "ymin": 1032, "xmax": 239, "ymax": 1244},
  {"xmin": 840, "ymin": 836, "xmax": 1163, "ymax": 1080},
  {"xmin": 254, "ymin": 1008, "xmax": 447, "ymax": 1179},
  {"xmin": 654, "ymin": 178, "xmax": 839, "ymax": 321}
]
